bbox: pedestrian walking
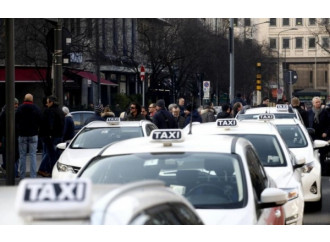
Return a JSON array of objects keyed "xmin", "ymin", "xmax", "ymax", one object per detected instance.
[
  {"xmin": 232, "ymin": 102, "xmax": 243, "ymax": 118},
  {"xmin": 15, "ymin": 94, "xmax": 42, "ymax": 179},
  {"xmin": 153, "ymin": 99, "xmax": 178, "ymax": 129},
  {"xmin": 123, "ymin": 102, "xmax": 145, "ymax": 121},
  {"xmin": 38, "ymin": 95, "xmax": 65, "ymax": 177},
  {"xmin": 148, "ymin": 103, "xmax": 157, "ymax": 120},
  {"xmin": 84, "ymin": 104, "xmax": 105, "ymax": 125},
  {"xmin": 168, "ymin": 103, "xmax": 186, "ymax": 129},
  {"xmin": 258, "ymin": 97, "xmax": 269, "ymax": 107},
  {"xmin": 141, "ymin": 106, "xmax": 152, "ymax": 121},
  {"xmin": 62, "ymin": 106, "xmax": 75, "ymax": 142},
  {"xmin": 201, "ymin": 102, "xmax": 216, "ymax": 123},
  {"xmin": 178, "ymin": 98, "xmax": 186, "ymax": 117},
  {"xmin": 307, "ymin": 96, "xmax": 329, "ymax": 175},
  {"xmin": 101, "ymin": 105, "xmax": 115, "ymax": 120}
]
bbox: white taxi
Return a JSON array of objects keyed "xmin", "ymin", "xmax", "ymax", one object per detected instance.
[
  {"xmin": 52, "ymin": 118, "xmax": 158, "ymax": 179},
  {"xmin": 236, "ymin": 104, "xmax": 304, "ymax": 124},
  {"xmin": 183, "ymin": 117, "xmax": 305, "ymax": 225},
  {"xmin": 270, "ymin": 118, "xmax": 329, "ymax": 210},
  {"xmin": 78, "ymin": 129, "xmax": 288, "ymax": 225},
  {"xmin": 0, "ymin": 178, "xmax": 203, "ymax": 225}
]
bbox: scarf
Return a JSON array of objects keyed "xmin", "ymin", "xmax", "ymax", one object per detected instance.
[{"xmin": 312, "ymin": 107, "xmax": 321, "ymax": 124}]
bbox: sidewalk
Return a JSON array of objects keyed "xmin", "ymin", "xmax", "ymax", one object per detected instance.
[{"xmin": 0, "ymin": 153, "xmax": 44, "ymax": 186}]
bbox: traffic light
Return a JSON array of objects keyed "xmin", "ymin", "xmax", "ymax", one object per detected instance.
[{"xmin": 256, "ymin": 62, "xmax": 261, "ymax": 91}]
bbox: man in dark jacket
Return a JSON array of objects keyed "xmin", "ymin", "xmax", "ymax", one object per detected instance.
[
  {"xmin": 123, "ymin": 102, "xmax": 145, "ymax": 121},
  {"xmin": 16, "ymin": 94, "xmax": 42, "ymax": 178},
  {"xmin": 216, "ymin": 103, "xmax": 232, "ymax": 119},
  {"xmin": 38, "ymin": 95, "xmax": 65, "ymax": 177},
  {"xmin": 153, "ymin": 99, "xmax": 178, "ymax": 129}
]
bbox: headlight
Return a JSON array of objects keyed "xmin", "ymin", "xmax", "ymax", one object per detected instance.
[
  {"xmin": 281, "ymin": 187, "xmax": 299, "ymax": 200},
  {"xmin": 56, "ymin": 162, "xmax": 75, "ymax": 173},
  {"xmin": 302, "ymin": 161, "xmax": 315, "ymax": 173}
]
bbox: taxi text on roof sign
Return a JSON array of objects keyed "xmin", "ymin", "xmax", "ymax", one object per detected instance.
[
  {"xmin": 152, "ymin": 130, "xmax": 182, "ymax": 140},
  {"xmin": 106, "ymin": 117, "xmax": 120, "ymax": 125},
  {"xmin": 258, "ymin": 114, "xmax": 275, "ymax": 120},
  {"xmin": 217, "ymin": 119, "xmax": 237, "ymax": 127},
  {"xmin": 16, "ymin": 178, "xmax": 92, "ymax": 219}
]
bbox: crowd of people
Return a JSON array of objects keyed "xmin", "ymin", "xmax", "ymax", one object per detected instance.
[{"xmin": 1, "ymin": 93, "xmax": 329, "ymax": 179}]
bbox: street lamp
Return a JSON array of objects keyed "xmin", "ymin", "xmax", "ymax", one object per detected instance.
[
  {"xmin": 250, "ymin": 20, "xmax": 270, "ymax": 39},
  {"xmin": 277, "ymin": 28, "xmax": 298, "ymax": 98}
]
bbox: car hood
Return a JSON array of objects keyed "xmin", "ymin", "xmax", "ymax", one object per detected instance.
[
  {"xmin": 59, "ymin": 148, "xmax": 102, "ymax": 168},
  {"xmin": 264, "ymin": 167, "xmax": 298, "ymax": 188}
]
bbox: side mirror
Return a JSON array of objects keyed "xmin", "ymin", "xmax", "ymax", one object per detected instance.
[
  {"xmin": 313, "ymin": 140, "xmax": 329, "ymax": 149},
  {"xmin": 56, "ymin": 142, "xmax": 68, "ymax": 150},
  {"xmin": 293, "ymin": 155, "xmax": 306, "ymax": 169},
  {"xmin": 258, "ymin": 188, "xmax": 288, "ymax": 209}
]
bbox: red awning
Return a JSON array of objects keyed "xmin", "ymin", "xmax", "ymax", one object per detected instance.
[
  {"xmin": 69, "ymin": 70, "xmax": 117, "ymax": 86},
  {"xmin": 0, "ymin": 67, "xmax": 71, "ymax": 82}
]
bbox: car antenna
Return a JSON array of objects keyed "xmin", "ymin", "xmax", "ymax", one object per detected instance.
[{"xmin": 188, "ymin": 96, "xmax": 194, "ymax": 135}]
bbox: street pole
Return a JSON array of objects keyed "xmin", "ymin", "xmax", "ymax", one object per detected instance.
[
  {"xmin": 54, "ymin": 19, "xmax": 63, "ymax": 106},
  {"xmin": 229, "ymin": 18, "xmax": 234, "ymax": 103},
  {"xmin": 5, "ymin": 19, "xmax": 15, "ymax": 185},
  {"xmin": 277, "ymin": 28, "xmax": 297, "ymax": 101},
  {"xmin": 95, "ymin": 19, "xmax": 101, "ymax": 105}
]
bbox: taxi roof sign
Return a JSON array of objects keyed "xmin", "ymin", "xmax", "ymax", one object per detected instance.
[
  {"xmin": 276, "ymin": 104, "xmax": 289, "ymax": 112},
  {"xmin": 106, "ymin": 117, "xmax": 120, "ymax": 125},
  {"xmin": 15, "ymin": 178, "xmax": 92, "ymax": 219},
  {"xmin": 150, "ymin": 129, "xmax": 184, "ymax": 146},
  {"xmin": 216, "ymin": 119, "xmax": 238, "ymax": 130},
  {"xmin": 258, "ymin": 114, "xmax": 275, "ymax": 120}
]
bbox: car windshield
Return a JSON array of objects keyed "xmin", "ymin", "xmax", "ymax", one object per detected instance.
[
  {"xmin": 79, "ymin": 152, "xmax": 247, "ymax": 209},
  {"xmin": 229, "ymin": 134, "xmax": 287, "ymax": 167},
  {"xmin": 275, "ymin": 124, "xmax": 308, "ymax": 148},
  {"xmin": 237, "ymin": 113, "xmax": 297, "ymax": 120},
  {"xmin": 70, "ymin": 127, "xmax": 143, "ymax": 149}
]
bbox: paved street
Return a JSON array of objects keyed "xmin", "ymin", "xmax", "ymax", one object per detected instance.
[{"xmin": 0, "ymin": 153, "xmax": 44, "ymax": 186}]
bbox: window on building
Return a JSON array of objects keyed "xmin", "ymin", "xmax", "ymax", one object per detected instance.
[
  {"xmin": 87, "ymin": 19, "xmax": 93, "ymax": 38},
  {"xmin": 270, "ymin": 38, "xmax": 276, "ymax": 49},
  {"xmin": 309, "ymin": 18, "xmax": 316, "ymax": 25},
  {"xmin": 123, "ymin": 19, "xmax": 127, "ymax": 56},
  {"xmin": 322, "ymin": 37, "xmax": 329, "ymax": 48},
  {"xmin": 283, "ymin": 38, "xmax": 290, "ymax": 49},
  {"xmin": 270, "ymin": 18, "xmax": 276, "ymax": 26},
  {"xmin": 322, "ymin": 18, "xmax": 329, "ymax": 25},
  {"xmin": 234, "ymin": 18, "xmax": 238, "ymax": 27},
  {"xmin": 325, "ymin": 71, "xmax": 328, "ymax": 84},
  {"xmin": 244, "ymin": 18, "xmax": 251, "ymax": 26},
  {"xmin": 295, "ymin": 18, "xmax": 303, "ymax": 26},
  {"xmin": 309, "ymin": 38, "xmax": 316, "ymax": 48},
  {"xmin": 283, "ymin": 18, "xmax": 290, "ymax": 26},
  {"xmin": 295, "ymin": 37, "xmax": 303, "ymax": 49},
  {"xmin": 113, "ymin": 19, "xmax": 118, "ymax": 55},
  {"xmin": 310, "ymin": 71, "xmax": 313, "ymax": 83}
]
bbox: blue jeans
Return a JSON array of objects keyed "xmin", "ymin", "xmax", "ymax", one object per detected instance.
[
  {"xmin": 39, "ymin": 136, "xmax": 62, "ymax": 174},
  {"xmin": 18, "ymin": 135, "xmax": 38, "ymax": 178}
]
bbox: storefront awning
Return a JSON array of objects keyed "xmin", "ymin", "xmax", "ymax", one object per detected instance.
[
  {"xmin": 0, "ymin": 67, "xmax": 71, "ymax": 82},
  {"xmin": 69, "ymin": 70, "xmax": 118, "ymax": 86}
]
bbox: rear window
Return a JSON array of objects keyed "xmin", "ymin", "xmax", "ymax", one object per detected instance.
[
  {"xmin": 70, "ymin": 127, "xmax": 143, "ymax": 149},
  {"xmin": 276, "ymin": 124, "xmax": 308, "ymax": 148}
]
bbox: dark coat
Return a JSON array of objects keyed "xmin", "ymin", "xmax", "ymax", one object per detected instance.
[
  {"xmin": 39, "ymin": 104, "xmax": 65, "ymax": 138},
  {"xmin": 153, "ymin": 109, "xmax": 178, "ymax": 129},
  {"xmin": 216, "ymin": 111, "xmax": 232, "ymax": 119},
  {"xmin": 63, "ymin": 115, "xmax": 75, "ymax": 141},
  {"xmin": 84, "ymin": 112, "xmax": 104, "ymax": 125},
  {"xmin": 15, "ymin": 101, "xmax": 42, "ymax": 137},
  {"xmin": 184, "ymin": 110, "xmax": 202, "ymax": 127},
  {"xmin": 292, "ymin": 105, "xmax": 309, "ymax": 127}
]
